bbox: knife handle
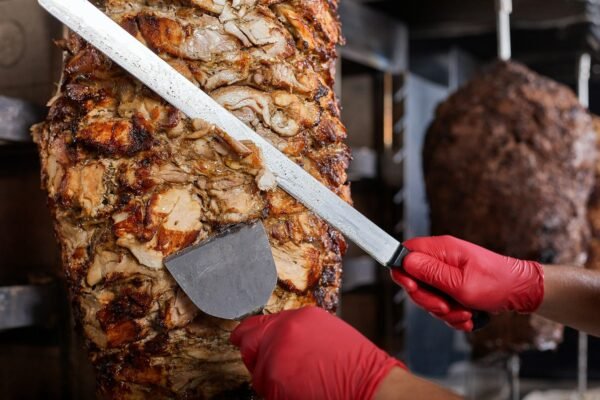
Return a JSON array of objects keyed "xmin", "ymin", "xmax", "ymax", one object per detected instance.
[{"xmin": 388, "ymin": 246, "xmax": 490, "ymax": 331}]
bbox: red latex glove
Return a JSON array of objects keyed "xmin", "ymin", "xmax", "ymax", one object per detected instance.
[
  {"xmin": 230, "ymin": 306, "xmax": 405, "ymax": 400},
  {"xmin": 391, "ymin": 236, "xmax": 544, "ymax": 331}
]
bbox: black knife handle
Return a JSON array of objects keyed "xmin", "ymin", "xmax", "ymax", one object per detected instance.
[{"xmin": 388, "ymin": 245, "xmax": 490, "ymax": 331}]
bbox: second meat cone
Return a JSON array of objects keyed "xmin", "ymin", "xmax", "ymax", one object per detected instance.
[
  {"xmin": 32, "ymin": 0, "xmax": 350, "ymax": 398},
  {"xmin": 423, "ymin": 61, "xmax": 596, "ymax": 354}
]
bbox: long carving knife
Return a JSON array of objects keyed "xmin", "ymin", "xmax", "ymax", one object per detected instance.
[{"xmin": 39, "ymin": 0, "xmax": 489, "ymax": 328}]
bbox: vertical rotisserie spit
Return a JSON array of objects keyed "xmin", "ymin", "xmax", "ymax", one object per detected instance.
[
  {"xmin": 33, "ymin": 0, "xmax": 350, "ymax": 397},
  {"xmin": 423, "ymin": 61, "xmax": 596, "ymax": 353}
]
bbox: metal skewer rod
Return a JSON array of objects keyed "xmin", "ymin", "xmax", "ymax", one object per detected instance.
[
  {"xmin": 508, "ymin": 354, "xmax": 520, "ymax": 400},
  {"xmin": 497, "ymin": 3, "xmax": 515, "ymax": 398},
  {"xmin": 578, "ymin": 53, "xmax": 591, "ymax": 108},
  {"xmin": 496, "ymin": 0, "xmax": 512, "ymax": 60},
  {"xmin": 576, "ymin": 52, "xmax": 591, "ymax": 400},
  {"xmin": 578, "ymin": 331, "xmax": 589, "ymax": 399}
]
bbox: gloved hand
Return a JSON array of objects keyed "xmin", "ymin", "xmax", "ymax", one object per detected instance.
[
  {"xmin": 391, "ymin": 235, "xmax": 544, "ymax": 331},
  {"xmin": 230, "ymin": 306, "xmax": 405, "ymax": 400}
]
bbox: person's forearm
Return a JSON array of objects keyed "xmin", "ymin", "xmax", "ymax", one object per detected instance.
[
  {"xmin": 537, "ymin": 265, "xmax": 600, "ymax": 337},
  {"xmin": 374, "ymin": 367, "xmax": 462, "ymax": 400}
]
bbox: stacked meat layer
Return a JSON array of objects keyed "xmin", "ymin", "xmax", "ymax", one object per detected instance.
[{"xmin": 33, "ymin": 0, "xmax": 349, "ymax": 398}]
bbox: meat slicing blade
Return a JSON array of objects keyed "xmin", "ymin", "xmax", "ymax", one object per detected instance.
[
  {"xmin": 37, "ymin": 0, "xmax": 401, "ymax": 267},
  {"xmin": 164, "ymin": 222, "xmax": 277, "ymax": 320}
]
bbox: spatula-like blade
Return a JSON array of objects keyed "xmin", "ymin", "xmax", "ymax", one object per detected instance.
[{"xmin": 164, "ymin": 222, "xmax": 277, "ymax": 320}]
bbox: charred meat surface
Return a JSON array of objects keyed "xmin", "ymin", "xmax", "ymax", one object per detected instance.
[
  {"xmin": 424, "ymin": 61, "xmax": 596, "ymax": 354},
  {"xmin": 33, "ymin": 0, "xmax": 349, "ymax": 398}
]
